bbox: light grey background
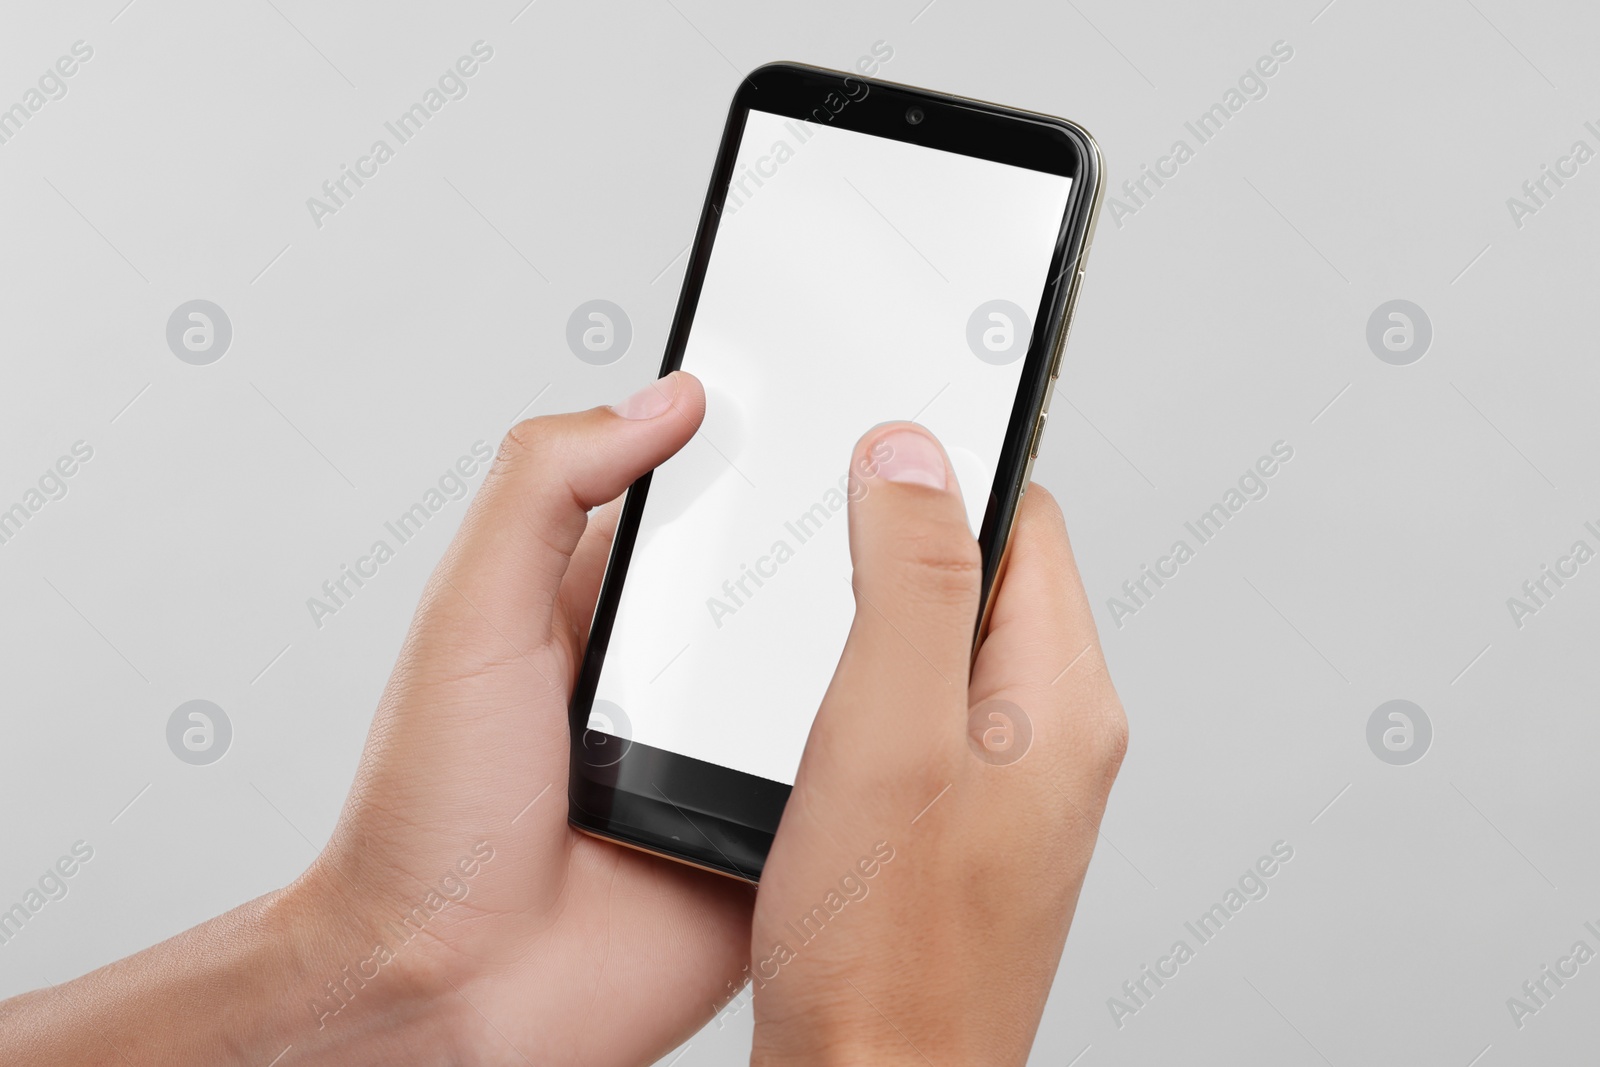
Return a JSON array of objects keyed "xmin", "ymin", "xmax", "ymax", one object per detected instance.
[{"xmin": 1, "ymin": 1, "xmax": 1594, "ymax": 1064}]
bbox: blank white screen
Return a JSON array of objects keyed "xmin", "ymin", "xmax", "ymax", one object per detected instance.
[{"xmin": 594, "ymin": 109, "xmax": 1071, "ymax": 784}]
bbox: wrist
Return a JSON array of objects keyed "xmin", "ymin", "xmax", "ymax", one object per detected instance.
[
  {"xmin": 750, "ymin": 1002, "xmax": 945, "ymax": 1067},
  {"xmin": 750, "ymin": 978, "xmax": 1033, "ymax": 1067},
  {"xmin": 751, "ymin": 1032, "xmax": 933, "ymax": 1067},
  {"xmin": 272, "ymin": 860, "xmax": 468, "ymax": 1066}
]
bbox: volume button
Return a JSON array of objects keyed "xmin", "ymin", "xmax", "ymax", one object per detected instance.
[
  {"xmin": 1030, "ymin": 410, "xmax": 1049, "ymax": 459},
  {"xmin": 1051, "ymin": 268, "xmax": 1087, "ymax": 380}
]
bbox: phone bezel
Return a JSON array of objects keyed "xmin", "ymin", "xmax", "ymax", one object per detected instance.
[{"xmin": 568, "ymin": 61, "xmax": 1103, "ymax": 882}]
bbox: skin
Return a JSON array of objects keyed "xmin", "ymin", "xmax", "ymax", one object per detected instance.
[
  {"xmin": 0, "ymin": 371, "xmax": 1125, "ymax": 1065},
  {"xmin": 750, "ymin": 401, "xmax": 1127, "ymax": 1066}
]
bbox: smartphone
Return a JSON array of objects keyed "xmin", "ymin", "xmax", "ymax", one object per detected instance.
[{"xmin": 568, "ymin": 62, "xmax": 1103, "ymax": 881}]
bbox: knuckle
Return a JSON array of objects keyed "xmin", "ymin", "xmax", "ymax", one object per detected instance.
[
  {"xmin": 1086, "ymin": 695, "xmax": 1129, "ymax": 778},
  {"xmin": 481, "ymin": 417, "xmax": 585, "ymax": 561},
  {"xmin": 1025, "ymin": 481, "xmax": 1064, "ymax": 524},
  {"xmin": 1016, "ymin": 485, "xmax": 1073, "ymax": 564},
  {"xmin": 885, "ymin": 520, "xmax": 982, "ymax": 601},
  {"xmin": 495, "ymin": 417, "xmax": 557, "ymax": 470}
]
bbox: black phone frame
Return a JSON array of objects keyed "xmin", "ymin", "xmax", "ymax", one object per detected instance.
[{"xmin": 567, "ymin": 61, "xmax": 1101, "ymax": 882}]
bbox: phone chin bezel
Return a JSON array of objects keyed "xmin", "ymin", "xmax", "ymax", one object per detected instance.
[{"xmin": 568, "ymin": 62, "xmax": 1101, "ymax": 882}]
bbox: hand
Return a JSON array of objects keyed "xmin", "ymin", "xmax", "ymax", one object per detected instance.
[
  {"xmin": 0, "ymin": 371, "xmax": 754, "ymax": 1067},
  {"xmin": 748, "ymin": 423, "xmax": 1127, "ymax": 1066},
  {"xmin": 299, "ymin": 369, "xmax": 754, "ymax": 1064}
]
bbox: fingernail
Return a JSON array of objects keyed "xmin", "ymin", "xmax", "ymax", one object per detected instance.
[
  {"xmin": 612, "ymin": 374, "xmax": 676, "ymax": 420},
  {"xmin": 872, "ymin": 428, "xmax": 947, "ymax": 490}
]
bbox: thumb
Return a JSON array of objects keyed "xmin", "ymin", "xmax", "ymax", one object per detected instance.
[
  {"xmin": 422, "ymin": 370, "xmax": 706, "ymax": 662},
  {"xmin": 803, "ymin": 423, "xmax": 982, "ymax": 800}
]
